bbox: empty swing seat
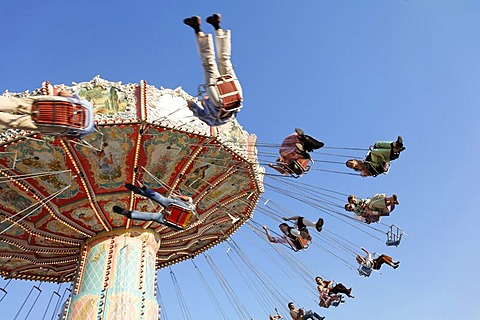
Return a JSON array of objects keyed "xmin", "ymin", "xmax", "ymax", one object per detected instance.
[
  {"xmin": 386, "ymin": 225, "xmax": 403, "ymax": 247},
  {"xmin": 163, "ymin": 204, "xmax": 194, "ymax": 231}
]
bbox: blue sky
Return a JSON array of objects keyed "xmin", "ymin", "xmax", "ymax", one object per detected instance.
[{"xmin": 1, "ymin": 0, "xmax": 480, "ymax": 319}]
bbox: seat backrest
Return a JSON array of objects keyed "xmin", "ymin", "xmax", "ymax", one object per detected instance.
[
  {"xmin": 215, "ymin": 75, "xmax": 242, "ymax": 112},
  {"xmin": 164, "ymin": 204, "xmax": 194, "ymax": 229},
  {"xmin": 290, "ymin": 237, "xmax": 310, "ymax": 251},
  {"xmin": 32, "ymin": 101, "xmax": 86, "ymax": 128},
  {"xmin": 386, "ymin": 224, "xmax": 403, "ymax": 247},
  {"xmin": 359, "ymin": 265, "xmax": 372, "ymax": 277},
  {"xmin": 295, "ymin": 158, "xmax": 313, "ymax": 172}
]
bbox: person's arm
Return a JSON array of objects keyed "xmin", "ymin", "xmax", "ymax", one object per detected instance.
[
  {"xmin": 262, "ymin": 225, "xmax": 276, "ymax": 243},
  {"xmin": 282, "ymin": 216, "xmax": 300, "ymax": 221},
  {"xmin": 177, "ymin": 195, "xmax": 192, "ymax": 202},
  {"xmin": 361, "ymin": 247, "xmax": 372, "ymax": 261},
  {"xmin": 316, "ymin": 284, "xmax": 323, "ymax": 293}
]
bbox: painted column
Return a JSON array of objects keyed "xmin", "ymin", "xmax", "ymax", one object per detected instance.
[{"xmin": 66, "ymin": 229, "xmax": 161, "ymax": 320}]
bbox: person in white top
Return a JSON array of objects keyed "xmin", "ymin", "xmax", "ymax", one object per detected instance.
[{"xmin": 356, "ymin": 247, "xmax": 400, "ymax": 274}]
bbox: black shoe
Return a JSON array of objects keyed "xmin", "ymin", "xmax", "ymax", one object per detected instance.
[
  {"xmin": 395, "ymin": 136, "xmax": 406, "ymax": 150},
  {"xmin": 206, "ymin": 13, "xmax": 221, "ymax": 28},
  {"xmin": 113, "ymin": 205, "xmax": 129, "ymax": 215},
  {"xmin": 392, "ymin": 194, "xmax": 399, "ymax": 205},
  {"xmin": 183, "ymin": 16, "xmax": 201, "ymax": 29},
  {"xmin": 125, "ymin": 183, "xmax": 142, "ymax": 194},
  {"xmin": 304, "ymin": 139, "xmax": 324, "ymax": 152},
  {"xmin": 316, "ymin": 218, "xmax": 324, "ymax": 232}
]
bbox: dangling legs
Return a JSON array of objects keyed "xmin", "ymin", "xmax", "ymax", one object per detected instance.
[
  {"xmin": 376, "ymin": 254, "xmax": 400, "ymax": 269},
  {"xmin": 0, "ymin": 96, "xmax": 33, "ymax": 114},
  {"xmin": 184, "ymin": 15, "xmax": 222, "ymax": 107},
  {"xmin": 0, "ymin": 96, "xmax": 39, "ymax": 130},
  {"xmin": 125, "ymin": 184, "xmax": 175, "ymax": 209},
  {"xmin": 113, "ymin": 206, "xmax": 165, "ymax": 224},
  {"xmin": 372, "ymin": 137, "xmax": 405, "ymax": 162},
  {"xmin": 207, "ymin": 13, "xmax": 243, "ymax": 98},
  {"xmin": 295, "ymin": 128, "xmax": 324, "ymax": 152},
  {"xmin": 330, "ymin": 283, "xmax": 354, "ymax": 298},
  {"xmin": 301, "ymin": 216, "xmax": 324, "ymax": 233},
  {"xmin": 385, "ymin": 194, "xmax": 399, "ymax": 205},
  {"xmin": 282, "ymin": 216, "xmax": 324, "ymax": 233}
]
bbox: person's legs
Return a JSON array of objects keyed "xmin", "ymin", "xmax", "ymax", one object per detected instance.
[
  {"xmin": 303, "ymin": 310, "xmax": 316, "ymax": 320},
  {"xmin": 369, "ymin": 147, "xmax": 391, "ymax": 164},
  {"xmin": 0, "ymin": 96, "xmax": 33, "ymax": 114},
  {"xmin": 378, "ymin": 254, "xmax": 399, "ymax": 268},
  {"xmin": 373, "ymin": 138, "xmax": 405, "ymax": 161},
  {"xmin": 129, "ymin": 210, "xmax": 165, "ymax": 224},
  {"xmin": 0, "ymin": 113, "xmax": 39, "ymax": 130},
  {"xmin": 373, "ymin": 141, "xmax": 393, "ymax": 149},
  {"xmin": 0, "ymin": 97, "xmax": 38, "ymax": 130},
  {"xmin": 373, "ymin": 256, "xmax": 386, "ymax": 270},
  {"xmin": 300, "ymin": 216, "xmax": 324, "ymax": 232},
  {"xmin": 330, "ymin": 283, "xmax": 349, "ymax": 295},
  {"xmin": 126, "ymin": 184, "xmax": 175, "ymax": 209},
  {"xmin": 368, "ymin": 194, "xmax": 389, "ymax": 213},
  {"xmin": 142, "ymin": 187, "xmax": 175, "ymax": 208},
  {"xmin": 214, "ymin": 29, "xmax": 243, "ymax": 97},
  {"xmin": 294, "ymin": 128, "xmax": 324, "ymax": 151},
  {"xmin": 113, "ymin": 206, "xmax": 165, "ymax": 224},
  {"xmin": 196, "ymin": 34, "xmax": 222, "ymax": 107},
  {"xmin": 308, "ymin": 310, "xmax": 325, "ymax": 320}
]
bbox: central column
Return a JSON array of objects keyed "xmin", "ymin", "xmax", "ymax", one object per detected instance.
[{"xmin": 66, "ymin": 229, "xmax": 161, "ymax": 320}]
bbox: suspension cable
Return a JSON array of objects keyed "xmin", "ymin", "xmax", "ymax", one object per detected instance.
[
  {"xmin": 191, "ymin": 260, "xmax": 229, "ymax": 320},
  {"xmin": 169, "ymin": 267, "xmax": 192, "ymax": 320}
]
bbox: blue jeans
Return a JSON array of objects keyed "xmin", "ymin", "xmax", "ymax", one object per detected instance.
[
  {"xmin": 303, "ymin": 310, "xmax": 323, "ymax": 320},
  {"xmin": 129, "ymin": 187, "xmax": 193, "ymax": 224}
]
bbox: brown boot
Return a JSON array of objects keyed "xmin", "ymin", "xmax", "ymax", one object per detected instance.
[
  {"xmin": 206, "ymin": 13, "xmax": 221, "ymax": 30},
  {"xmin": 183, "ymin": 16, "xmax": 201, "ymax": 33}
]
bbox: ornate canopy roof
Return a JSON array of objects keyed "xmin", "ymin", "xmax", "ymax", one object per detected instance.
[{"xmin": 0, "ymin": 77, "xmax": 264, "ymax": 282}]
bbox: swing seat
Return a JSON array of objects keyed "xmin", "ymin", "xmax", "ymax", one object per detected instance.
[
  {"xmin": 276, "ymin": 158, "xmax": 313, "ymax": 178},
  {"xmin": 386, "ymin": 224, "xmax": 403, "ymax": 247},
  {"xmin": 363, "ymin": 157, "xmax": 390, "ymax": 176},
  {"xmin": 163, "ymin": 204, "xmax": 194, "ymax": 231},
  {"xmin": 31, "ymin": 100, "xmax": 88, "ymax": 133},
  {"xmin": 215, "ymin": 75, "xmax": 242, "ymax": 112},
  {"xmin": 331, "ymin": 299, "xmax": 342, "ymax": 307},
  {"xmin": 290, "ymin": 236, "xmax": 311, "ymax": 252},
  {"xmin": 199, "ymin": 75, "xmax": 242, "ymax": 120},
  {"xmin": 358, "ymin": 266, "xmax": 372, "ymax": 277}
]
